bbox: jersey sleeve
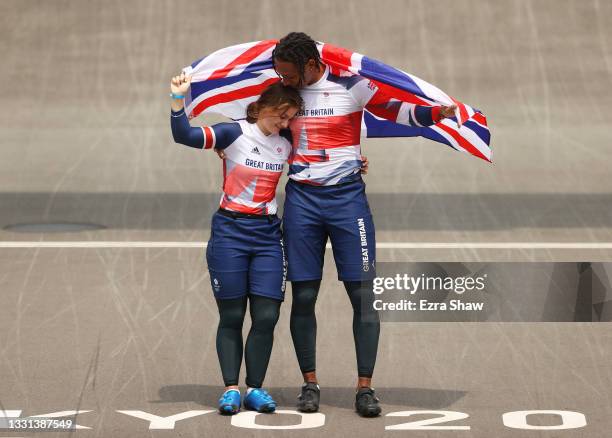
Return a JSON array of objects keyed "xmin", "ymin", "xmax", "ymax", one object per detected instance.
[
  {"xmin": 345, "ymin": 75, "xmax": 379, "ymax": 107},
  {"xmin": 203, "ymin": 122, "xmax": 243, "ymax": 150},
  {"xmin": 171, "ymin": 110, "xmax": 243, "ymax": 150},
  {"xmin": 171, "ymin": 109, "xmax": 204, "ymax": 149},
  {"xmin": 364, "ymin": 86, "xmax": 442, "ymax": 127}
]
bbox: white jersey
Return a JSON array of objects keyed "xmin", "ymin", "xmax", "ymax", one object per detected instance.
[
  {"xmin": 288, "ymin": 66, "xmax": 440, "ymax": 186},
  {"xmin": 202, "ymin": 120, "xmax": 291, "ymax": 214},
  {"xmin": 287, "ymin": 66, "xmax": 376, "ymax": 186}
]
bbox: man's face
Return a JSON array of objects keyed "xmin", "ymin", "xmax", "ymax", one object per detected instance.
[
  {"xmin": 274, "ymin": 58, "xmax": 319, "ymax": 89},
  {"xmin": 274, "ymin": 59, "xmax": 302, "ymax": 88}
]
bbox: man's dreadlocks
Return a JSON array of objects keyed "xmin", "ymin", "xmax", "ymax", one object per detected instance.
[{"xmin": 272, "ymin": 32, "xmax": 322, "ymax": 81}]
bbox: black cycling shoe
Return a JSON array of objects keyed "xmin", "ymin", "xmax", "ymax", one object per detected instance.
[
  {"xmin": 297, "ymin": 382, "xmax": 320, "ymax": 413},
  {"xmin": 355, "ymin": 387, "xmax": 381, "ymax": 417}
]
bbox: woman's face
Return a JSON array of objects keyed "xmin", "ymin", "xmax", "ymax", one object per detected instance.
[{"xmin": 257, "ymin": 104, "xmax": 300, "ymax": 135}]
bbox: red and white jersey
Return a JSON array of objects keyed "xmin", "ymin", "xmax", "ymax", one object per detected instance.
[
  {"xmin": 202, "ymin": 120, "xmax": 291, "ymax": 214},
  {"xmin": 288, "ymin": 66, "xmax": 440, "ymax": 186}
]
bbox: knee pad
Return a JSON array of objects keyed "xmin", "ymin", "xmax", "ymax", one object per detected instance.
[
  {"xmin": 217, "ymin": 298, "xmax": 247, "ymax": 329},
  {"xmin": 250, "ymin": 296, "xmax": 281, "ymax": 331},
  {"xmin": 291, "ymin": 281, "xmax": 320, "ymax": 314},
  {"xmin": 344, "ymin": 280, "xmax": 377, "ymax": 316}
]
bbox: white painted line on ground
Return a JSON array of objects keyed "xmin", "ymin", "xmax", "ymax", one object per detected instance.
[
  {"xmin": 1, "ymin": 242, "xmax": 612, "ymax": 249},
  {"xmin": 377, "ymin": 242, "xmax": 612, "ymax": 249}
]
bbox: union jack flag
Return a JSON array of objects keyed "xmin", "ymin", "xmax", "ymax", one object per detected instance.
[{"xmin": 183, "ymin": 40, "xmax": 491, "ymax": 162}]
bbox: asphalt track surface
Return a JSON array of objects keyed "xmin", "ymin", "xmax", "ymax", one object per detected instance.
[{"xmin": 1, "ymin": 1, "xmax": 612, "ymax": 437}]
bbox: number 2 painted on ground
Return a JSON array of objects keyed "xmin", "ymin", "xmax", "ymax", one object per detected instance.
[{"xmin": 386, "ymin": 410, "xmax": 470, "ymax": 430}]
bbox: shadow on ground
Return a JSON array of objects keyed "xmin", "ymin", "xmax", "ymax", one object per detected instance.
[{"xmin": 154, "ymin": 384, "xmax": 466, "ymax": 410}]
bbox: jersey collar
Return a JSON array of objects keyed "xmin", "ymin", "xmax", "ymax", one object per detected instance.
[{"xmin": 252, "ymin": 121, "xmax": 274, "ymax": 141}]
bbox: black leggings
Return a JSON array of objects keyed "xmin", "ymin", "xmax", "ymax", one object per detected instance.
[
  {"xmin": 216, "ymin": 295, "xmax": 281, "ymax": 388},
  {"xmin": 290, "ymin": 280, "xmax": 380, "ymax": 378}
]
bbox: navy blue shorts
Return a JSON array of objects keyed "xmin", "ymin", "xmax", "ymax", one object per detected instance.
[
  {"xmin": 206, "ymin": 212, "xmax": 286, "ymax": 301},
  {"xmin": 282, "ymin": 178, "xmax": 376, "ymax": 282}
]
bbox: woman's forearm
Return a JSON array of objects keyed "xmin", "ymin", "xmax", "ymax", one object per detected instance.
[
  {"xmin": 170, "ymin": 72, "xmax": 203, "ymax": 148},
  {"xmin": 171, "ymin": 96, "xmax": 185, "ymax": 112},
  {"xmin": 171, "ymin": 109, "xmax": 204, "ymax": 149}
]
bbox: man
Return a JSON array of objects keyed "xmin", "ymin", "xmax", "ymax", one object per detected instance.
[{"xmin": 273, "ymin": 32, "xmax": 456, "ymax": 417}]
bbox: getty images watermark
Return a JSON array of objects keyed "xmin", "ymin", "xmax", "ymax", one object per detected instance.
[
  {"xmin": 373, "ymin": 272, "xmax": 487, "ymax": 312},
  {"xmin": 362, "ymin": 262, "xmax": 612, "ymax": 322}
]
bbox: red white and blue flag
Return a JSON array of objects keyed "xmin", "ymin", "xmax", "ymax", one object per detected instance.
[{"xmin": 183, "ymin": 40, "xmax": 491, "ymax": 162}]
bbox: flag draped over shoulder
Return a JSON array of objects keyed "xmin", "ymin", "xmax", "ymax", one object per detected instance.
[{"xmin": 183, "ymin": 40, "xmax": 491, "ymax": 162}]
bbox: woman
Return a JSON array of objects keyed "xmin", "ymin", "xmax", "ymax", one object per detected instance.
[{"xmin": 170, "ymin": 71, "xmax": 302, "ymax": 415}]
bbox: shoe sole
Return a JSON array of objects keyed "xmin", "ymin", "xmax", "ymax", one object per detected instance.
[
  {"xmin": 297, "ymin": 403, "xmax": 319, "ymax": 413},
  {"xmin": 356, "ymin": 406, "xmax": 381, "ymax": 417},
  {"xmin": 218, "ymin": 405, "xmax": 239, "ymax": 415},
  {"xmin": 244, "ymin": 403, "xmax": 276, "ymax": 413}
]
